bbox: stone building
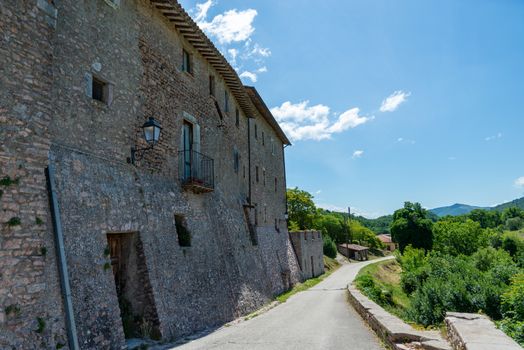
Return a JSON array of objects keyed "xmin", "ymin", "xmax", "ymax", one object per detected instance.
[
  {"xmin": 289, "ymin": 231, "xmax": 325, "ymax": 279},
  {"xmin": 377, "ymin": 234, "xmax": 397, "ymax": 252},
  {"xmin": 338, "ymin": 243, "xmax": 369, "ymax": 261},
  {"xmin": 0, "ymin": 0, "xmax": 301, "ymax": 349}
]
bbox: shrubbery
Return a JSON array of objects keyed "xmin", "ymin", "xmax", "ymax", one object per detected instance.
[{"xmin": 323, "ymin": 235, "xmax": 337, "ymax": 259}]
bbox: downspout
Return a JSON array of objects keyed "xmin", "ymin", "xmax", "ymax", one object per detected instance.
[{"xmin": 45, "ymin": 165, "xmax": 80, "ymax": 350}]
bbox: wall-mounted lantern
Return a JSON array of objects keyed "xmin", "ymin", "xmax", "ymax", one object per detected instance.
[{"xmin": 128, "ymin": 117, "xmax": 162, "ymax": 165}]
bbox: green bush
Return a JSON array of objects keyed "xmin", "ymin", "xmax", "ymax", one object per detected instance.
[
  {"xmin": 500, "ymin": 273, "xmax": 524, "ymax": 345},
  {"xmin": 322, "ymin": 235, "xmax": 337, "ymax": 259},
  {"xmin": 355, "ymin": 274, "xmax": 393, "ymax": 306}
]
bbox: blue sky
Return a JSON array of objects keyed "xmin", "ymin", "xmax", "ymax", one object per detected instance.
[{"xmin": 181, "ymin": 0, "xmax": 524, "ymax": 217}]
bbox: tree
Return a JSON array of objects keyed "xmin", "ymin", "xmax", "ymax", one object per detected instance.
[
  {"xmin": 502, "ymin": 207, "xmax": 524, "ymax": 221},
  {"xmin": 314, "ymin": 213, "xmax": 345, "ymax": 243},
  {"xmin": 468, "ymin": 209, "xmax": 502, "ymax": 229},
  {"xmin": 286, "ymin": 187, "xmax": 316, "ymax": 230},
  {"xmin": 390, "ymin": 202, "xmax": 433, "ymax": 252},
  {"xmin": 432, "ymin": 219, "xmax": 484, "ymax": 256}
]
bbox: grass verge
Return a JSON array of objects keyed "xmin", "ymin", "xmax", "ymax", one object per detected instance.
[
  {"xmin": 276, "ymin": 256, "xmax": 340, "ymax": 303},
  {"xmin": 354, "ymin": 259, "xmax": 411, "ymax": 321}
]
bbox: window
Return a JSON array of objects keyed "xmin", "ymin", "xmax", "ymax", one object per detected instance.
[
  {"xmin": 264, "ymin": 205, "xmax": 267, "ymax": 223},
  {"xmin": 233, "ymin": 148, "xmax": 239, "ymax": 174},
  {"xmin": 262, "ymin": 131, "xmax": 265, "ymax": 145},
  {"xmin": 175, "ymin": 214, "xmax": 191, "ymax": 247},
  {"xmin": 224, "ymin": 91, "xmax": 229, "ymax": 112},
  {"xmin": 91, "ymin": 75, "xmax": 112, "ymax": 105},
  {"xmin": 235, "ymin": 108, "xmax": 240, "ymax": 127},
  {"xmin": 182, "ymin": 49, "xmax": 191, "ymax": 74},
  {"xmin": 255, "ymin": 166, "xmax": 259, "ymax": 182},
  {"xmin": 254, "ymin": 123, "xmax": 258, "ymax": 139},
  {"xmin": 243, "ymin": 165, "xmax": 246, "ymax": 179},
  {"xmin": 263, "ymin": 168, "xmax": 266, "ymax": 186},
  {"xmin": 209, "ymin": 75, "xmax": 215, "ymax": 96},
  {"xmin": 274, "ymin": 177, "xmax": 277, "ymax": 193}
]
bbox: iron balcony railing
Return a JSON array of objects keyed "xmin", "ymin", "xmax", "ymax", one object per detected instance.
[{"xmin": 178, "ymin": 150, "xmax": 214, "ymax": 192}]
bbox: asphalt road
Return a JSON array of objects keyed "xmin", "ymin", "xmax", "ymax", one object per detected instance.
[{"xmin": 169, "ymin": 258, "xmax": 388, "ymax": 350}]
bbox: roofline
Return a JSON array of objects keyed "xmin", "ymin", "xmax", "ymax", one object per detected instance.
[
  {"xmin": 149, "ymin": 0, "xmax": 257, "ymax": 117},
  {"xmin": 244, "ymin": 86, "xmax": 291, "ymax": 145}
]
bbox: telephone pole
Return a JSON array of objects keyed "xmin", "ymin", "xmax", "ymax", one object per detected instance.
[{"xmin": 345, "ymin": 206, "xmax": 351, "ymax": 259}]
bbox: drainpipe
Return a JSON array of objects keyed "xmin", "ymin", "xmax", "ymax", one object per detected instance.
[
  {"xmin": 282, "ymin": 144, "xmax": 290, "ymax": 224},
  {"xmin": 45, "ymin": 165, "xmax": 80, "ymax": 350}
]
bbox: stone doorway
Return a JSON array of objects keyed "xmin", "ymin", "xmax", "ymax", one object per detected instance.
[{"xmin": 107, "ymin": 232, "xmax": 161, "ymax": 341}]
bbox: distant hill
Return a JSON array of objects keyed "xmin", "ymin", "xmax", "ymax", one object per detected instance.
[
  {"xmin": 492, "ymin": 197, "xmax": 524, "ymax": 211},
  {"xmin": 430, "ymin": 203, "xmax": 490, "ymax": 217},
  {"xmin": 430, "ymin": 196, "xmax": 524, "ymax": 217}
]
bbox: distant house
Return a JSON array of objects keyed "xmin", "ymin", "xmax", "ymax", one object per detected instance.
[
  {"xmin": 338, "ymin": 243, "xmax": 369, "ymax": 261},
  {"xmin": 377, "ymin": 234, "xmax": 397, "ymax": 252}
]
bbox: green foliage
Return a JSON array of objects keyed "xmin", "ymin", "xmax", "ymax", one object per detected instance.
[
  {"xmin": 103, "ymin": 262, "xmax": 111, "ymax": 271},
  {"xmin": 104, "ymin": 245, "xmax": 110, "ymax": 257},
  {"xmin": 36, "ymin": 317, "xmax": 46, "ymax": 333},
  {"xmin": 499, "ymin": 273, "xmax": 524, "ymax": 345},
  {"xmin": 287, "ymin": 188, "xmax": 317, "ymax": 230},
  {"xmin": 355, "ymin": 274, "xmax": 393, "ymax": 306},
  {"xmin": 506, "ymin": 217, "xmax": 524, "ymax": 231},
  {"xmin": 35, "ymin": 217, "xmax": 44, "ymax": 225},
  {"xmin": 0, "ymin": 176, "xmax": 20, "ymax": 187},
  {"xmin": 314, "ymin": 213, "xmax": 345, "ymax": 243},
  {"xmin": 397, "ymin": 246, "xmax": 429, "ymax": 294},
  {"xmin": 56, "ymin": 342, "xmax": 65, "ymax": 349},
  {"xmin": 322, "ymin": 235, "xmax": 337, "ymax": 258},
  {"xmin": 288, "ymin": 220, "xmax": 300, "ymax": 231},
  {"xmin": 502, "ymin": 207, "xmax": 524, "ymax": 221},
  {"xmin": 7, "ymin": 217, "xmax": 21, "ymax": 226},
  {"xmin": 40, "ymin": 246, "xmax": 47, "ymax": 257},
  {"xmin": 391, "ymin": 202, "xmax": 433, "ymax": 252},
  {"xmin": 432, "ymin": 219, "xmax": 484, "ymax": 256},
  {"xmin": 5, "ymin": 304, "xmax": 20, "ymax": 316},
  {"xmin": 350, "ymin": 221, "xmax": 385, "ymax": 249},
  {"xmin": 355, "ymin": 215, "xmax": 393, "ymax": 234},
  {"xmin": 468, "ymin": 209, "xmax": 502, "ymax": 229}
]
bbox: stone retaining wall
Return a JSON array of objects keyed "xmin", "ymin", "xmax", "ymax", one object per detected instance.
[
  {"xmin": 347, "ymin": 285, "xmax": 451, "ymax": 350},
  {"xmin": 445, "ymin": 312, "xmax": 522, "ymax": 350},
  {"xmin": 348, "ymin": 283, "xmax": 523, "ymax": 350}
]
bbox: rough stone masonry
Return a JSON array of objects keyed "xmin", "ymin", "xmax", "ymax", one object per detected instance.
[{"xmin": 0, "ymin": 1, "xmax": 305, "ymax": 349}]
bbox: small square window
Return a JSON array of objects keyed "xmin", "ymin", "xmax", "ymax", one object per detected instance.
[
  {"xmin": 91, "ymin": 75, "xmax": 112, "ymax": 105},
  {"xmin": 182, "ymin": 49, "xmax": 192, "ymax": 74}
]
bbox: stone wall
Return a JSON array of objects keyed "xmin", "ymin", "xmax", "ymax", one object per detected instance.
[
  {"xmin": 445, "ymin": 312, "xmax": 522, "ymax": 350},
  {"xmin": 0, "ymin": 1, "xmax": 68, "ymax": 349},
  {"xmin": 0, "ymin": 0, "xmax": 301, "ymax": 348},
  {"xmin": 289, "ymin": 231, "xmax": 325, "ymax": 279}
]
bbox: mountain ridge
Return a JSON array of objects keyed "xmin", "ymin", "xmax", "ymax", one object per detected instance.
[{"xmin": 430, "ymin": 196, "xmax": 524, "ymax": 217}]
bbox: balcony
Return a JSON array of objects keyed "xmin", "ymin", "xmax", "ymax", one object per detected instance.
[{"xmin": 178, "ymin": 150, "xmax": 214, "ymax": 193}]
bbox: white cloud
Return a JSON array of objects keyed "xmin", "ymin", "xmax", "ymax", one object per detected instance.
[
  {"xmin": 239, "ymin": 70, "xmax": 257, "ymax": 83},
  {"xmin": 247, "ymin": 43, "xmax": 271, "ymax": 57},
  {"xmin": 515, "ymin": 177, "xmax": 524, "ymax": 188},
  {"xmin": 193, "ymin": 0, "xmax": 214, "ymax": 23},
  {"xmin": 227, "ymin": 48, "xmax": 239, "ymax": 65},
  {"xmin": 257, "ymin": 66, "xmax": 268, "ymax": 73},
  {"xmin": 352, "ymin": 150, "xmax": 364, "ymax": 159},
  {"xmin": 380, "ymin": 91, "xmax": 411, "ymax": 112},
  {"xmin": 198, "ymin": 8, "xmax": 257, "ymax": 44},
  {"xmin": 271, "ymin": 101, "xmax": 373, "ymax": 141},
  {"xmin": 315, "ymin": 190, "xmax": 322, "ymax": 195},
  {"xmin": 485, "ymin": 132, "xmax": 502, "ymax": 141},
  {"xmin": 397, "ymin": 137, "xmax": 416, "ymax": 144}
]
